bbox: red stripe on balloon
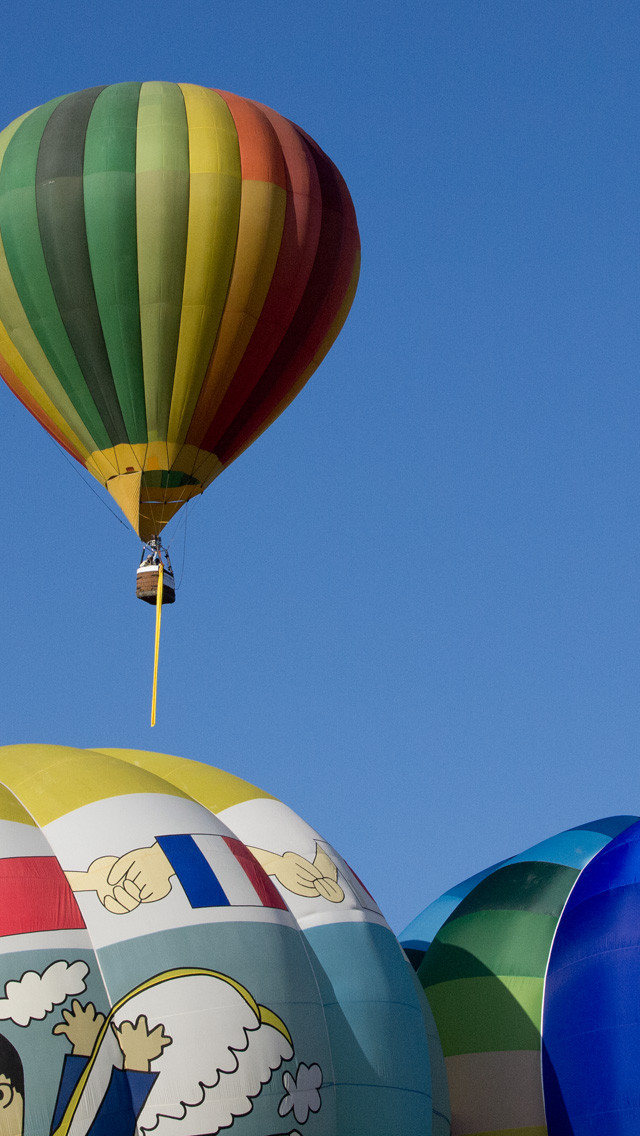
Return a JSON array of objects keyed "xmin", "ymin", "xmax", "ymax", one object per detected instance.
[
  {"xmin": 196, "ymin": 103, "xmax": 323, "ymax": 450},
  {"xmin": 184, "ymin": 91, "xmax": 287, "ymax": 449},
  {"xmin": 229, "ymin": 252, "xmax": 359, "ymax": 465},
  {"xmin": 0, "ymin": 856, "xmax": 86, "ymax": 936},
  {"xmin": 210, "ymin": 130, "xmax": 360, "ymax": 464},
  {"xmin": 222, "ymin": 837, "xmax": 289, "ymax": 910}
]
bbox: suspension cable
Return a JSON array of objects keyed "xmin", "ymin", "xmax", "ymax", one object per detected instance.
[{"xmin": 48, "ymin": 438, "xmax": 130, "ymax": 531}]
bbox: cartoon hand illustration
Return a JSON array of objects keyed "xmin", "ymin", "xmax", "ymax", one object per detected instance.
[
  {"xmin": 53, "ymin": 1000, "xmax": 105, "ymax": 1056},
  {"xmin": 249, "ymin": 844, "xmax": 344, "ymax": 902},
  {"xmin": 66, "ymin": 856, "xmax": 143, "ymax": 915},
  {"xmin": 107, "ymin": 842, "xmax": 175, "ymax": 904},
  {"xmin": 310, "ymin": 846, "xmax": 344, "ymax": 902},
  {"xmin": 112, "ymin": 1014, "xmax": 172, "ymax": 1072}
]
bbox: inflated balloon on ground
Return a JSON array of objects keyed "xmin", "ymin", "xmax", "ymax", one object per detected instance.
[
  {"xmin": 0, "ymin": 744, "xmax": 432, "ymax": 1136},
  {"xmin": 543, "ymin": 817, "xmax": 640, "ymax": 1135},
  {"xmin": 400, "ymin": 816, "xmax": 639, "ymax": 1136}
]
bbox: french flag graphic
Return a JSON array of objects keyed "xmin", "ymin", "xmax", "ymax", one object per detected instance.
[{"xmin": 156, "ymin": 835, "xmax": 289, "ymax": 911}]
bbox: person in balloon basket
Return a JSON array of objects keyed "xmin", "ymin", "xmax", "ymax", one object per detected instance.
[{"xmin": 0, "ymin": 1006, "xmax": 166, "ymax": 1136}]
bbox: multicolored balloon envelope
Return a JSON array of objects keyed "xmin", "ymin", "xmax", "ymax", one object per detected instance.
[
  {"xmin": 0, "ymin": 84, "xmax": 359, "ymax": 540},
  {"xmin": 0, "ymin": 744, "xmax": 431, "ymax": 1136},
  {"xmin": 400, "ymin": 816, "xmax": 639, "ymax": 1136}
]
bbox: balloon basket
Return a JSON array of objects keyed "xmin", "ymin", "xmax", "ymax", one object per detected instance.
[
  {"xmin": 136, "ymin": 567, "xmax": 175, "ymax": 605},
  {"xmin": 136, "ymin": 541, "xmax": 175, "ymax": 605}
]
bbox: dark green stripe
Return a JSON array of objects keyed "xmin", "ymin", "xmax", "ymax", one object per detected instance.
[
  {"xmin": 141, "ymin": 470, "xmax": 198, "ymax": 488},
  {"xmin": 0, "ymin": 96, "xmax": 111, "ymax": 449},
  {"xmin": 446, "ymin": 862, "xmax": 579, "ymax": 922},
  {"xmin": 36, "ymin": 86, "xmax": 128, "ymax": 447},
  {"xmin": 84, "ymin": 83, "xmax": 147, "ymax": 443}
]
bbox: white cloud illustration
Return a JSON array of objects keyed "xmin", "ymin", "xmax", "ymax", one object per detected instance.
[
  {"xmin": 0, "ymin": 960, "xmax": 89, "ymax": 1027},
  {"xmin": 278, "ymin": 1062, "xmax": 323, "ymax": 1124}
]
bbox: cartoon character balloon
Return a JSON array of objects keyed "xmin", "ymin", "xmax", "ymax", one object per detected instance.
[
  {"xmin": 0, "ymin": 83, "xmax": 359, "ymax": 542},
  {"xmin": 0, "ymin": 744, "xmax": 431, "ymax": 1136}
]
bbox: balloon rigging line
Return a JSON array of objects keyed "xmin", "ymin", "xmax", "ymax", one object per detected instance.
[
  {"xmin": 165, "ymin": 489, "xmax": 203, "ymax": 553},
  {"xmin": 48, "ymin": 436, "xmax": 130, "ymax": 532},
  {"xmin": 174, "ymin": 500, "xmax": 189, "ymax": 592},
  {"xmin": 50, "ymin": 432, "xmax": 196, "ymax": 554}
]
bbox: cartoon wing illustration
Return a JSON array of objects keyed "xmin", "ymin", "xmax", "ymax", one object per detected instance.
[{"xmin": 52, "ymin": 969, "xmax": 293, "ymax": 1136}]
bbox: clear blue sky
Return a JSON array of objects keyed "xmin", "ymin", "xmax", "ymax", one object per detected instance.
[{"xmin": 1, "ymin": 1, "xmax": 640, "ymax": 932}]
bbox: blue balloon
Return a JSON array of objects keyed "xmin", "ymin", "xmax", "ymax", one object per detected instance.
[{"xmin": 543, "ymin": 817, "xmax": 640, "ymax": 1134}]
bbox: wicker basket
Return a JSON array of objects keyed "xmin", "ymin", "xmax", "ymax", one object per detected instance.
[{"xmin": 136, "ymin": 564, "xmax": 176, "ymax": 605}]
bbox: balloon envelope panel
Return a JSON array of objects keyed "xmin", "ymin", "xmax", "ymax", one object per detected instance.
[
  {"xmin": 102, "ymin": 747, "xmax": 434, "ymax": 1136},
  {"xmin": 0, "ymin": 744, "xmax": 429, "ymax": 1136},
  {"xmin": 542, "ymin": 818, "xmax": 640, "ymax": 1136},
  {"xmin": 400, "ymin": 817, "xmax": 638, "ymax": 1136},
  {"xmin": 0, "ymin": 83, "xmax": 360, "ymax": 539}
]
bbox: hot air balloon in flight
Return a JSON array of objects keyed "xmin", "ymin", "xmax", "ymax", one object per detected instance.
[
  {"xmin": 0, "ymin": 82, "xmax": 360, "ymax": 603},
  {"xmin": 0, "ymin": 742, "xmax": 432, "ymax": 1136},
  {"xmin": 0, "ymin": 82, "xmax": 360, "ymax": 720}
]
